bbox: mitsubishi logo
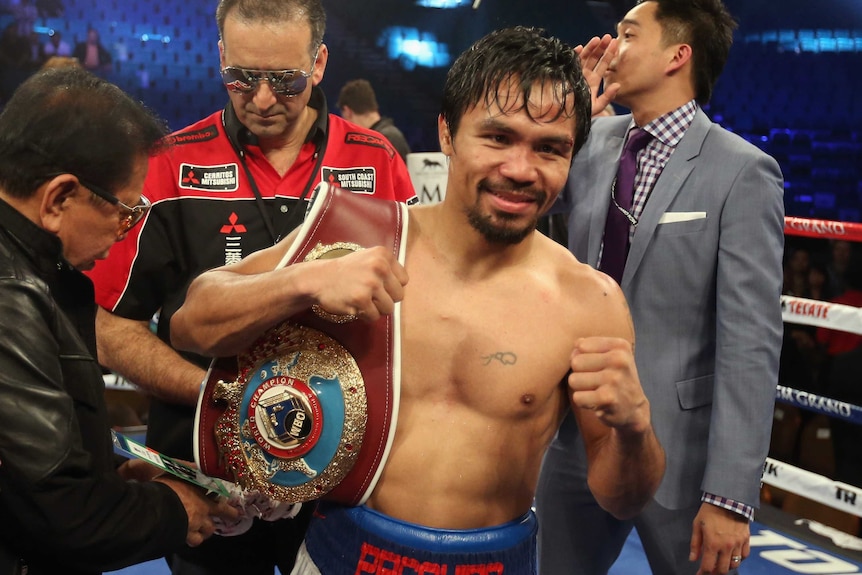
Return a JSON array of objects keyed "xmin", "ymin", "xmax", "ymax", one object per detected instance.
[
  {"xmin": 182, "ymin": 169, "xmax": 200, "ymax": 185},
  {"xmin": 220, "ymin": 212, "xmax": 247, "ymax": 234}
]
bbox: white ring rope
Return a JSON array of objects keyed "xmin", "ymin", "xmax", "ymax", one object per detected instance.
[
  {"xmin": 763, "ymin": 457, "xmax": 862, "ymax": 518},
  {"xmin": 782, "ymin": 295, "xmax": 862, "ymax": 335}
]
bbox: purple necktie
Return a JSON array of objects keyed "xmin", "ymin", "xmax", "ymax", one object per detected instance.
[{"xmin": 599, "ymin": 127, "xmax": 653, "ymax": 284}]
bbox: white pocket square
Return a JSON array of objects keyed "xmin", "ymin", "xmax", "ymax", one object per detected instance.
[{"xmin": 658, "ymin": 211, "xmax": 707, "ymax": 224}]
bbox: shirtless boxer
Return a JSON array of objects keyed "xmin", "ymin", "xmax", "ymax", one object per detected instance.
[{"xmin": 170, "ymin": 26, "xmax": 665, "ymax": 574}]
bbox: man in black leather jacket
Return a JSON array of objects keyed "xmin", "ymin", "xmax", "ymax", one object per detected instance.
[{"xmin": 0, "ymin": 67, "xmax": 237, "ymax": 575}]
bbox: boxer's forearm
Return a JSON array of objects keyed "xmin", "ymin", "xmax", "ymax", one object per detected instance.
[
  {"xmin": 172, "ymin": 265, "xmax": 318, "ymax": 357},
  {"xmin": 586, "ymin": 424, "xmax": 665, "ymax": 520}
]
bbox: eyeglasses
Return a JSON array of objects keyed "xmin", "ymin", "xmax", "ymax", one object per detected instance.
[
  {"xmin": 220, "ymin": 48, "xmax": 319, "ymax": 97},
  {"xmin": 79, "ymin": 179, "xmax": 151, "ymax": 236},
  {"xmin": 43, "ymin": 171, "xmax": 151, "ymax": 235},
  {"xmin": 32, "ymin": 146, "xmax": 152, "ymax": 236}
]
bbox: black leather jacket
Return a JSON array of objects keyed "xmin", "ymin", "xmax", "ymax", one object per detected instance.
[{"xmin": 0, "ymin": 198, "xmax": 188, "ymax": 575}]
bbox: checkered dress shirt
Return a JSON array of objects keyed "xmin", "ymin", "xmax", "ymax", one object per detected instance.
[{"xmin": 626, "ymin": 99, "xmax": 697, "ymax": 237}]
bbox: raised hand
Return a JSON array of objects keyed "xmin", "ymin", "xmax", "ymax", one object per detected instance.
[{"xmin": 575, "ymin": 34, "xmax": 620, "ymax": 117}]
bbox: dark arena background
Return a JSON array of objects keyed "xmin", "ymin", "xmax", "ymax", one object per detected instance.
[
  {"xmin": 3, "ymin": 0, "xmax": 861, "ymax": 221},
  {"xmin": 4, "ymin": 0, "xmax": 862, "ymax": 573}
]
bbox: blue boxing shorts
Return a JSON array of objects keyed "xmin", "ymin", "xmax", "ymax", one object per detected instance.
[{"xmin": 291, "ymin": 501, "xmax": 538, "ymax": 575}]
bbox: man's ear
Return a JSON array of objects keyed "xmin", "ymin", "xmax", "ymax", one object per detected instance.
[
  {"xmin": 438, "ymin": 114, "xmax": 453, "ymax": 156},
  {"xmin": 666, "ymin": 43, "xmax": 692, "ymax": 75},
  {"xmin": 312, "ymin": 43, "xmax": 328, "ymax": 87},
  {"xmin": 39, "ymin": 174, "xmax": 78, "ymax": 234}
]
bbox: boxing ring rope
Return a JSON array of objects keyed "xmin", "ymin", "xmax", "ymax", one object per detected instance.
[
  {"xmin": 782, "ymin": 295, "xmax": 862, "ymax": 336},
  {"xmin": 762, "ymin": 458, "xmax": 862, "ymax": 517},
  {"xmin": 776, "ymin": 385, "xmax": 862, "ymax": 424},
  {"xmin": 784, "ymin": 216, "xmax": 862, "ymax": 243},
  {"xmin": 760, "ymin": 216, "xmax": 862, "ymax": 520}
]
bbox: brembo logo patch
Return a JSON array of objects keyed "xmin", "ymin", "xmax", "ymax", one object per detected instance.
[{"xmin": 165, "ymin": 125, "xmax": 218, "ymax": 146}]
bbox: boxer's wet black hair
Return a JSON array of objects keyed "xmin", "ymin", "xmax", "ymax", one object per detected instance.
[{"xmin": 441, "ymin": 26, "xmax": 591, "ymax": 155}]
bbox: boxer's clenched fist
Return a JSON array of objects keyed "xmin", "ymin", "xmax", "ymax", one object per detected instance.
[
  {"xmin": 309, "ymin": 246, "xmax": 408, "ymax": 323},
  {"xmin": 568, "ymin": 336, "xmax": 651, "ymax": 434}
]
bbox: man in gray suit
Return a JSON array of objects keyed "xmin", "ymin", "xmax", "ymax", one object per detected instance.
[{"xmin": 536, "ymin": 1, "xmax": 784, "ymax": 574}]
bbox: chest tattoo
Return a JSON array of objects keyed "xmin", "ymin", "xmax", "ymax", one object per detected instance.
[{"xmin": 482, "ymin": 351, "xmax": 517, "ymax": 366}]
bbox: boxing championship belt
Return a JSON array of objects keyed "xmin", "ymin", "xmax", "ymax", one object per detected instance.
[{"xmin": 194, "ymin": 184, "xmax": 407, "ymax": 506}]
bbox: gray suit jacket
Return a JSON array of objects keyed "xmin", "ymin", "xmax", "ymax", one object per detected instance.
[{"xmin": 562, "ymin": 109, "xmax": 784, "ymax": 509}]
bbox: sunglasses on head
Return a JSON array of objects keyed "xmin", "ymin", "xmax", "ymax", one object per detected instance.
[{"xmin": 220, "ymin": 48, "xmax": 319, "ymax": 97}]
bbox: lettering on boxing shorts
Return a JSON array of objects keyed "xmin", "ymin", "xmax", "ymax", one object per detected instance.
[
  {"xmin": 322, "ymin": 167, "xmax": 377, "ymax": 195},
  {"xmin": 345, "ymin": 131, "xmax": 396, "ymax": 159},
  {"xmin": 178, "ymin": 163, "xmax": 240, "ymax": 192},
  {"xmin": 164, "ymin": 124, "xmax": 218, "ymax": 146},
  {"xmin": 356, "ymin": 542, "xmax": 505, "ymax": 575},
  {"xmin": 220, "ymin": 212, "xmax": 248, "ymax": 265}
]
